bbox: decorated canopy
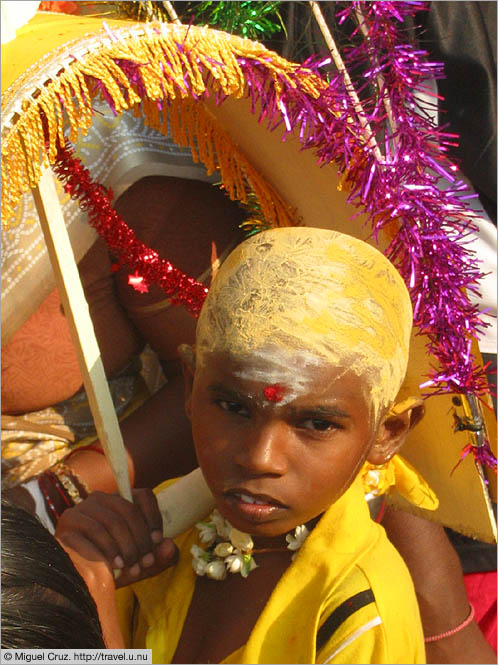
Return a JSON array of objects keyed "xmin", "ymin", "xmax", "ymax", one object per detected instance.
[{"xmin": 1, "ymin": 7, "xmax": 496, "ymax": 540}]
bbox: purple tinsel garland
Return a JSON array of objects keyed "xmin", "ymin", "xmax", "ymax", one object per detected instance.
[{"xmin": 57, "ymin": 2, "xmax": 495, "ymax": 469}]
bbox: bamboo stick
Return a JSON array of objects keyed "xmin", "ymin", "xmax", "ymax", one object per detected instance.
[
  {"xmin": 32, "ymin": 166, "xmax": 132, "ymax": 502},
  {"xmin": 309, "ymin": 1, "xmax": 383, "ymax": 162},
  {"xmin": 162, "ymin": 1, "xmax": 181, "ymax": 24}
]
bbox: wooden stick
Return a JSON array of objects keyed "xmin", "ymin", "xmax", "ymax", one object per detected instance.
[
  {"xmin": 162, "ymin": 1, "xmax": 181, "ymax": 24},
  {"xmin": 309, "ymin": 1, "xmax": 383, "ymax": 162},
  {"xmin": 353, "ymin": 6, "xmax": 398, "ymax": 143},
  {"xmin": 32, "ymin": 166, "xmax": 132, "ymax": 502}
]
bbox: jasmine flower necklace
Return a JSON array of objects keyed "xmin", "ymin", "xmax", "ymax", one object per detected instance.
[{"xmin": 191, "ymin": 509, "xmax": 309, "ymax": 580}]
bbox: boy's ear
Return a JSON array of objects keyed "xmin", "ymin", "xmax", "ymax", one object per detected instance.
[
  {"xmin": 367, "ymin": 397, "xmax": 425, "ymax": 466},
  {"xmin": 178, "ymin": 344, "xmax": 195, "ymax": 420}
]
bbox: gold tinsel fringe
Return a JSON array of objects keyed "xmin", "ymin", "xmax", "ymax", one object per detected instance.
[
  {"xmin": 147, "ymin": 97, "xmax": 295, "ymax": 229},
  {"xmin": 2, "ymin": 22, "xmax": 321, "ymax": 226}
]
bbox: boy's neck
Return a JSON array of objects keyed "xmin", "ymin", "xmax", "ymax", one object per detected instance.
[{"xmin": 251, "ymin": 514, "xmax": 322, "ymax": 551}]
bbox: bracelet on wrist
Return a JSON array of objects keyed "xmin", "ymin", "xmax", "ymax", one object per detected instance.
[
  {"xmin": 38, "ymin": 463, "xmax": 90, "ymax": 526},
  {"xmin": 38, "ymin": 472, "xmax": 61, "ymax": 527},
  {"xmin": 50, "ymin": 462, "xmax": 89, "ymax": 504},
  {"xmin": 424, "ymin": 603, "xmax": 475, "ymax": 643}
]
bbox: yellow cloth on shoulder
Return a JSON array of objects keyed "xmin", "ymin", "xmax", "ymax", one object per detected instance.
[
  {"xmin": 361, "ymin": 453, "xmax": 439, "ymax": 510},
  {"xmin": 116, "ymin": 476, "xmax": 425, "ymax": 664}
]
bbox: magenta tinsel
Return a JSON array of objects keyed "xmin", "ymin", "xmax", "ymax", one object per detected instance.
[
  {"xmin": 452, "ymin": 440, "xmax": 498, "ymax": 476},
  {"xmin": 52, "ymin": 2, "xmax": 495, "ymax": 468}
]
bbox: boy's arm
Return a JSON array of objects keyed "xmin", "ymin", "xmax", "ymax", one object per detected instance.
[
  {"xmin": 382, "ymin": 505, "xmax": 496, "ymax": 664},
  {"xmin": 58, "ymin": 534, "xmax": 125, "ymax": 648}
]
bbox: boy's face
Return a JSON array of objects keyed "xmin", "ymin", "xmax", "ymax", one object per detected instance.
[{"xmin": 187, "ymin": 348, "xmax": 380, "ymax": 538}]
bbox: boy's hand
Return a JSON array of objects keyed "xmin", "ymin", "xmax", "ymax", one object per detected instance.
[{"xmin": 55, "ymin": 488, "xmax": 177, "ymax": 588}]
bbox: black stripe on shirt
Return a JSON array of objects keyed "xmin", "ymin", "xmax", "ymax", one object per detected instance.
[{"xmin": 316, "ymin": 589, "xmax": 376, "ymax": 652}]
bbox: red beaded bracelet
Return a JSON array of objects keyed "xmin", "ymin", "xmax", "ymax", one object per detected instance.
[
  {"xmin": 38, "ymin": 473, "xmax": 61, "ymax": 524},
  {"xmin": 424, "ymin": 604, "xmax": 475, "ymax": 643}
]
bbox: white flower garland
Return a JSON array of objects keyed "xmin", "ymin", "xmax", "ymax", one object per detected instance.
[{"xmin": 191, "ymin": 509, "xmax": 309, "ymax": 580}]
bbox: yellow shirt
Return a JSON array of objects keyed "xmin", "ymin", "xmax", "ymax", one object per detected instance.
[{"xmin": 117, "ymin": 476, "xmax": 425, "ymax": 663}]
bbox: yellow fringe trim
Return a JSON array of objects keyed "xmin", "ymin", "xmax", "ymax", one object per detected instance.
[
  {"xmin": 2, "ymin": 22, "xmax": 324, "ymax": 226},
  {"xmin": 147, "ymin": 97, "xmax": 295, "ymax": 229}
]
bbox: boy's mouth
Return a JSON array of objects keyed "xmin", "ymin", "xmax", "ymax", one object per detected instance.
[
  {"xmin": 223, "ymin": 488, "xmax": 288, "ymax": 522},
  {"xmin": 227, "ymin": 489, "xmax": 286, "ymax": 506}
]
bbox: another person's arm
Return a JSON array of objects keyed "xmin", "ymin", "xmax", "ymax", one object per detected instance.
[
  {"xmin": 57, "ymin": 536, "xmax": 125, "ymax": 649},
  {"xmin": 67, "ymin": 370, "xmax": 198, "ymax": 494},
  {"xmin": 382, "ymin": 505, "xmax": 496, "ymax": 664},
  {"xmin": 11, "ymin": 371, "xmax": 198, "ymax": 522}
]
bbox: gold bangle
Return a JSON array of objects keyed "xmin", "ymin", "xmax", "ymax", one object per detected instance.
[{"xmin": 50, "ymin": 462, "xmax": 89, "ymax": 505}]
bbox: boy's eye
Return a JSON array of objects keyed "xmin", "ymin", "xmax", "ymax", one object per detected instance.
[
  {"xmin": 216, "ymin": 399, "xmax": 250, "ymax": 418},
  {"xmin": 299, "ymin": 418, "xmax": 340, "ymax": 432}
]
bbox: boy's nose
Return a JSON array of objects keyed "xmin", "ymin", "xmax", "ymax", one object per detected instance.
[{"xmin": 233, "ymin": 421, "xmax": 288, "ymax": 476}]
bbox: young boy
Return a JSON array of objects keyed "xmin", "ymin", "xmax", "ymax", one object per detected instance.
[{"xmin": 56, "ymin": 227, "xmax": 426, "ymax": 663}]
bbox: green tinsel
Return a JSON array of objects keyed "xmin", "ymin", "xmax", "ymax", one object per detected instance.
[
  {"xmin": 188, "ymin": 1, "xmax": 284, "ymax": 40},
  {"xmin": 236, "ymin": 191, "xmax": 274, "ymax": 237},
  {"xmin": 74, "ymin": 2, "xmax": 285, "ymax": 42}
]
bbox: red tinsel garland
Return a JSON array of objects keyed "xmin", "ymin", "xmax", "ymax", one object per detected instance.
[{"xmin": 53, "ymin": 142, "xmax": 208, "ymax": 317}]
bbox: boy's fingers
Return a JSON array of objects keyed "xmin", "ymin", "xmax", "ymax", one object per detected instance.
[
  {"xmin": 114, "ymin": 540, "xmax": 178, "ymax": 589},
  {"xmin": 58, "ymin": 529, "xmax": 107, "ymax": 564},
  {"xmin": 56, "ymin": 491, "xmax": 168, "ymax": 579},
  {"xmin": 57, "ymin": 492, "xmax": 154, "ymax": 568},
  {"xmin": 58, "ymin": 531, "xmax": 118, "ymax": 604},
  {"xmin": 132, "ymin": 488, "xmax": 163, "ymax": 534},
  {"xmin": 155, "ymin": 538, "xmax": 178, "ymax": 566},
  {"xmin": 84, "ymin": 492, "xmax": 154, "ymax": 565},
  {"xmin": 75, "ymin": 498, "xmax": 142, "ymax": 567},
  {"xmin": 56, "ymin": 506, "xmax": 121, "ymax": 565}
]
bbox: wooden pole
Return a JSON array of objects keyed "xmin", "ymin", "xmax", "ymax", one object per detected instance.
[
  {"xmin": 309, "ymin": 1, "xmax": 383, "ymax": 162},
  {"xmin": 32, "ymin": 166, "xmax": 132, "ymax": 502},
  {"xmin": 162, "ymin": 1, "xmax": 181, "ymax": 24}
]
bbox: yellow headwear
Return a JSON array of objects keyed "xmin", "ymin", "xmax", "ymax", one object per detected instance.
[{"xmin": 196, "ymin": 227, "xmax": 413, "ymax": 419}]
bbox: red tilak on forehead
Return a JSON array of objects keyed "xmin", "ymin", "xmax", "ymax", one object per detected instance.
[{"xmin": 263, "ymin": 384, "xmax": 286, "ymax": 403}]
